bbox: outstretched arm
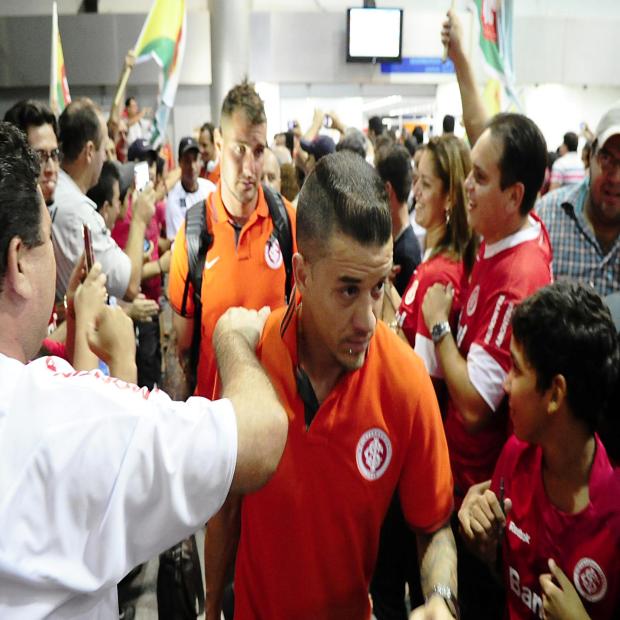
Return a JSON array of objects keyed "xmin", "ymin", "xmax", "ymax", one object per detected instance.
[{"xmin": 442, "ymin": 9, "xmax": 489, "ymax": 145}]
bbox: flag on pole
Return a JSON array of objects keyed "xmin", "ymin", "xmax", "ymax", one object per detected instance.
[
  {"xmin": 134, "ymin": 0, "xmax": 187, "ymax": 147},
  {"xmin": 471, "ymin": 0, "xmax": 519, "ymax": 115},
  {"xmin": 50, "ymin": 1, "xmax": 71, "ymax": 116}
]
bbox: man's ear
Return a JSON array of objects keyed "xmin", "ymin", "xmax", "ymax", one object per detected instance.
[
  {"xmin": 547, "ymin": 374, "xmax": 567, "ymax": 416},
  {"xmin": 506, "ymin": 181, "xmax": 525, "ymax": 216},
  {"xmin": 214, "ymin": 126, "xmax": 223, "ymax": 157},
  {"xmin": 84, "ymin": 139, "xmax": 95, "ymax": 164},
  {"xmin": 292, "ymin": 252, "xmax": 310, "ymax": 295},
  {"xmin": 5, "ymin": 237, "xmax": 32, "ymax": 299}
]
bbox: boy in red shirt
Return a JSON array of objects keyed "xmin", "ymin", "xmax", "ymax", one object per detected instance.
[{"xmin": 459, "ymin": 282, "xmax": 620, "ymax": 619}]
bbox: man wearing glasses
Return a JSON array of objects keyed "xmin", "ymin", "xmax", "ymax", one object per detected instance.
[
  {"xmin": 537, "ymin": 106, "xmax": 620, "ymax": 296},
  {"xmin": 3, "ymin": 100, "xmax": 60, "ymax": 207}
]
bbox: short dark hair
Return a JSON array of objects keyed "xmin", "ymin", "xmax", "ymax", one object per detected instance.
[
  {"xmin": 486, "ymin": 113, "xmax": 547, "ymax": 216},
  {"xmin": 200, "ymin": 122, "xmax": 215, "ymax": 141},
  {"xmin": 412, "ymin": 126, "xmax": 424, "ymax": 146},
  {"xmin": 296, "ymin": 151, "xmax": 391, "ymax": 258},
  {"xmin": 375, "ymin": 144, "xmax": 412, "ymax": 204},
  {"xmin": 563, "ymin": 131, "xmax": 578, "ymax": 152},
  {"xmin": 59, "ymin": 98, "xmax": 103, "ymax": 162},
  {"xmin": 512, "ymin": 281, "xmax": 619, "ymax": 433},
  {"xmin": 0, "ymin": 122, "xmax": 42, "ymax": 291},
  {"xmin": 442, "ymin": 114, "xmax": 455, "ymax": 133},
  {"xmin": 3, "ymin": 100, "xmax": 58, "ymax": 138},
  {"xmin": 403, "ymin": 137, "xmax": 418, "ymax": 157},
  {"xmin": 368, "ymin": 116, "xmax": 384, "ymax": 137},
  {"xmin": 87, "ymin": 161, "xmax": 120, "ymax": 212},
  {"xmin": 221, "ymin": 80, "xmax": 266, "ymax": 126}
]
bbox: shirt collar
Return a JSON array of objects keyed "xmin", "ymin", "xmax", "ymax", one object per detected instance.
[{"xmin": 483, "ymin": 214, "xmax": 542, "ymax": 259}]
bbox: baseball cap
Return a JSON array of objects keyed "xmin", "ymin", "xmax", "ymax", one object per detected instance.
[
  {"xmin": 594, "ymin": 103, "xmax": 620, "ymax": 149},
  {"xmin": 111, "ymin": 161, "xmax": 135, "ymax": 201},
  {"xmin": 127, "ymin": 138, "xmax": 157, "ymax": 163},
  {"xmin": 300, "ymin": 134, "xmax": 336, "ymax": 162},
  {"xmin": 178, "ymin": 136, "xmax": 199, "ymax": 160}
]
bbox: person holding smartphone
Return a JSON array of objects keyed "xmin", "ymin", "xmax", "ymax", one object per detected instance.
[{"xmin": 52, "ymin": 98, "xmax": 155, "ymax": 303}]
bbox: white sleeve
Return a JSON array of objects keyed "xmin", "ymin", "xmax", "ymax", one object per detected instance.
[
  {"xmin": 413, "ymin": 334, "xmax": 444, "ymax": 379},
  {"xmin": 466, "ymin": 343, "xmax": 507, "ymax": 411},
  {"xmin": 0, "ymin": 360, "xmax": 237, "ymax": 593}
]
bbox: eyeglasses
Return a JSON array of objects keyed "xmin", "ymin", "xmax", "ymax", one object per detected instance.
[
  {"xmin": 595, "ymin": 148, "xmax": 620, "ymax": 175},
  {"xmin": 36, "ymin": 148, "xmax": 60, "ymax": 165}
]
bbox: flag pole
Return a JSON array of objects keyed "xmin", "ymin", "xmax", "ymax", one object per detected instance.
[{"xmin": 50, "ymin": 1, "xmax": 58, "ymax": 115}]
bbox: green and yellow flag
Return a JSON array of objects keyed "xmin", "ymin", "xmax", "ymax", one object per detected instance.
[
  {"xmin": 134, "ymin": 0, "xmax": 187, "ymax": 146},
  {"xmin": 471, "ymin": 0, "xmax": 519, "ymax": 114},
  {"xmin": 50, "ymin": 1, "xmax": 71, "ymax": 115}
]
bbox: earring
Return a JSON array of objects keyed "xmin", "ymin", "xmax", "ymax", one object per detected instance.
[{"xmin": 445, "ymin": 209, "xmax": 451, "ymax": 225}]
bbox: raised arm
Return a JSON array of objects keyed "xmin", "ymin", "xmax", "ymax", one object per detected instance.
[
  {"xmin": 109, "ymin": 50, "xmax": 136, "ymax": 126},
  {"xmin": 442, "ymin": 9, "xmax": 489, "ymax": 145},
  {"xmin": 123, "ymin": 186, "xmax": 156, "ymax": 301}
]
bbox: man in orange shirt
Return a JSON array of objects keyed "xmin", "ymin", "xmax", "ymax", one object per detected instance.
[
  {"xmin": 198, "ymin": 121, "xmax": 220, "ymax": 184},
  {"xmin": 169, "ymin": 81, "xmax": 295, "ymax": 398},
  {"xmin": 204, "ymin": 151, "xmax": 457, "ymax": 620}
]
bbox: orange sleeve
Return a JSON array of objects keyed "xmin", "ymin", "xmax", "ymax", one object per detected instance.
[
  {"xmin": 398, "ymin": 357, "xmax": 454, "ymax": 532},
  {"xmin": 168, "ymin": 221, "xmax": 195, "ymax": 317}
]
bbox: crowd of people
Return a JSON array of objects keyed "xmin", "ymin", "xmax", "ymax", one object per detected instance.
[{"xmin": 0, "ymin": 7, "xmax": 619, "ymax": 620}]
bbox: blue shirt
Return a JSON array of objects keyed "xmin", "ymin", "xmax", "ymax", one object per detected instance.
[{"xmin": 536, "ymin": 178, "xmax": 620, "ymax": 296}]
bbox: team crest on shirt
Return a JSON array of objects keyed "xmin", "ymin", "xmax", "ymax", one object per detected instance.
[
  {"xmin": 466, "ymin": 284, "xmax": 480, "ymax": 317},
  {"xmin": 404, "ymin": 280, "xmax": 419, "ymax": 306},
  {"xmin": 264, "ymin": 236, "xmax": 283, "ymax": 270},
  {"xmin": 573, "ymin": 558, "xmax": 607, "ymax": 603},
  {"xmin": 356, "ymin": 428, "xmax": 392, "ymax": 481}
]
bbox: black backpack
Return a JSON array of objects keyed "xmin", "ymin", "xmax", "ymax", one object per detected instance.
[{"xmin": 180, "ymin": 184, "xmax": 293, "ymax": 392}]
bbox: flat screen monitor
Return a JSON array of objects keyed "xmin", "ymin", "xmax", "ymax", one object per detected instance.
[{"xmin": 347, "ymin": 7, "xmax": 403, "ymax": 64}]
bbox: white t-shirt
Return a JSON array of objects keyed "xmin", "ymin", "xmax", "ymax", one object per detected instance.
[
  {"xmin": 0, "ymin": 353, "xmax": 237, "ymax": 619},
  {"xmin": 166, "ymin": 178, "xmax": 216, "ymax": 242},
  {"xmin": 550, "ymin": 151, "xmax": 586, "ymax": 187}
]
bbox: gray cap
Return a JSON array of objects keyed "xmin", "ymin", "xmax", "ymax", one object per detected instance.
[{"xmin": 595, "ymin": 103, "xmax": 620, "ymax": 148}]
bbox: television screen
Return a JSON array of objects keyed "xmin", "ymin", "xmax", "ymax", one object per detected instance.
[{"xmin": 347, "ymin": 7, "xmax": 403, "ymax": 64}]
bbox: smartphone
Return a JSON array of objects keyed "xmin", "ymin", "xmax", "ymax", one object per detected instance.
[
  {"xmin": 287, "ymin": 120, "xmax": 296, "ymax": 131},
  {"xmin": 83, "ymin": 224, "xmax": 95, "ymax": 272},
  {"xmin": 323, "ymin": 115, "xmax": 332, "ymax": 128},
  {"xmin": 134, "ymin": 161, "xmax": 149, "ymax": 192}
]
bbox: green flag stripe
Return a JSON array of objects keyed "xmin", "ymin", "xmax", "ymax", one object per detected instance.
[{"xmin": 138, "ymin": 37, "xmax": 175, "ymax": 76}]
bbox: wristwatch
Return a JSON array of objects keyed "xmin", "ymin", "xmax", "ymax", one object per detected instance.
[
  {"xmin": 431, "ymin": 321, "xmax": 451, "ymax": 344},
  {"xmin": 426, "ymin": 584, "xmax": 459, "ymax": 618}
]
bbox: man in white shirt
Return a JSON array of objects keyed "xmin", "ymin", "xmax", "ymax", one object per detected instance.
[
  {"xmin": 52, "ymin": 97, "xmax": 155, "ymax": 301},
  {"xmin": 549, "ymin": 131, "xmax": 586, "ymax": 191},
  {"xmin": 0, "ymin": 121, "xmax": 287, "ymax": 619},
  {"xmin": 166, "ymin": 136, "xmax": 216, "ymax": 241}
]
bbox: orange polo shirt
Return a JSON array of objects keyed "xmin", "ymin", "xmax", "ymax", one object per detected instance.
[
  {"xmin": 233, "ymin": 306, "xmax": 454, "ymax": 620},
  {"xmin": 168, "ymin": 184, "xmax": 296, "ymax": 397}
]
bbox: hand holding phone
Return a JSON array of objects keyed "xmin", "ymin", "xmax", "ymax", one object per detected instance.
[
  {"xmin": 134, "ymin": 161, "xmax": 150, "ymax": 193},
  {"xmin": 83, "ymin": 224, "xmax": 95, "ymax": 272}
]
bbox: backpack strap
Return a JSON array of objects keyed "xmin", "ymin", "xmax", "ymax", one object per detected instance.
[
  {"xmin": 262, "ymin": 183, "xmax": 293, "ymax": 304},
  {"xmin": 181, "ymin": 199, "xmax": 212, "ymax": 392}
]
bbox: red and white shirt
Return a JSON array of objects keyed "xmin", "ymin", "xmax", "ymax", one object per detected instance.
[
  {"xmin": 446, "ymin": 215, "xmax": 553, "ymax": 497},
  {"xmin": 491, "ymin": 435, "xmax": 620, "ymax": 619},
  {"xmin": 396, "ymin": 252, "xmax": 466, "ymax": 378}
]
